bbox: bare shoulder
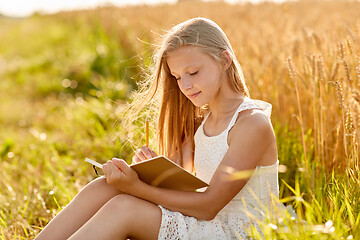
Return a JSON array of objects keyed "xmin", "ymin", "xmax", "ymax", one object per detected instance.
[
  {"xmin": 228, "ymin": 109, "xmax": 276, "ymax": 158},
  {"xmin": 232, "ymin": 109, "xmax": 273, "ymax": 134}
]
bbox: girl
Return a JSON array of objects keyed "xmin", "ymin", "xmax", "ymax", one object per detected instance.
[{"xmin": 35, "ymin": 17, "xmax": 279, "ymax": 240}]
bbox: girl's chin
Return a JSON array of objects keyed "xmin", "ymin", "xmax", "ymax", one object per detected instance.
[{"xmin": 187, "ymin": 94, "xmax": 208, "ymax": 107}]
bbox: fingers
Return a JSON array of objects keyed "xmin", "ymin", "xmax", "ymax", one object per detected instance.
[
  {"xmin": 140, "ymin": 145, "xmax": 153, "ymax": 159},
  {"xmin": 132, "ymin": 154, "xmax": 140, "ymax": 164},
  {"xmin": 132, "ymin": 150, "xmax": 144, "ymax": 164},
  {"xmin": 134, "ymin": 149, "xmax": 147, "ymax": 162},
  {"xmin": 112, "ymin": 158, "xmax": 129, "ymax": 174},
  {"xmin": 149, "ymin": 148, "xmax": 157, "ymax": 158},
  {"xmin": 133, "ymin": 145, "xmax": 153, "ymax": 163},
  {"xmin": 103, "ymin": 158, "xmax": 139, "ymax": 193},
  {"xmin": 103, "ymin": 160, "xmax": 123, "ymax": 184},
  {"xmin": 103, "ymin": 160, "xmax": 122, "ymax": 173},
  {"xmin": 112, "ymin": 158, "xmax": 139, "ymax": 182}
]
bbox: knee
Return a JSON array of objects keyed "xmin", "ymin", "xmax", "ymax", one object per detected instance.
[
  {"xmin": 103, "ymin": 194, "xmax": 142, "ymax": 219},
  {"xmin": 87, "ymin": 176, "xmax": 108, "ymax": 190},
  {"xmin": 105, "ymin": 194, "xmax": 136, "ymax": 212},
  {"xmin": 98, "ymin": 195, "xmax": 137, "ymax": 227},
  {"xmin": 78, "ymin": 177, "xmax": 120, "ymax": 198},
  {"xmin": 78, "ymin": 177, "xmax": 105, "ymax": 194}
]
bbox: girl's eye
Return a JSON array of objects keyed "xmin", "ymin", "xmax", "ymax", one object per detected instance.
[{"xmin": 172, "ymin": 71, "xmax": 197, "ymax": 80}]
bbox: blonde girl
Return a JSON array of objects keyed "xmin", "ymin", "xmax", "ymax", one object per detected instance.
[{"xmin": 35, "ymin": 17, "xmax": 279, "ymax": 240}]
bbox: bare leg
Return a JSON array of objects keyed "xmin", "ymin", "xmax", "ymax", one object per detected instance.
[
  {"xmin": 68, "ymin": 194, "xmax": 162, "ymax": 240},
  {"xmin": 35, "ymin": 177, "xmax": 123, "ymax": 240}
]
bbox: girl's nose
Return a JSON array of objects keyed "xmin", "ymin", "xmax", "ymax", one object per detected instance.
[{"xmin": 180, "ymin": 76, "xmax": 192, "ymax": 90}]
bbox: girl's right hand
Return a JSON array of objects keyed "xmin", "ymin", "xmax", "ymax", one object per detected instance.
[{"xmin": 131, "ymin": 145, "xmax": 157, "ymax": 164}]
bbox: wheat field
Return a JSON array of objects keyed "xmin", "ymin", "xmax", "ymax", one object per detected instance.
[{"xmin": 0, "ymin": 0, "xmax": 359, "ymax": 239}]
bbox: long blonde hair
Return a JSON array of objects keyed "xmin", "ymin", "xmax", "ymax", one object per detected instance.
[{"xmin": 132, "ymin": 17, "xmax": 249, "ymax": 166}]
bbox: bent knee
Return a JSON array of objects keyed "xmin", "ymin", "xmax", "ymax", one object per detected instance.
[
  {"xmin": 105, "ymin": 195, "xmax": 161, "ymax": 216},
  {"xmin": 78, "ymin": 177, "xmax": 122, "ymax": 197},
  {"xmin": 104, "ymin": 195, "xmax": 162, "ymax": 239},
  {"xmin": 88, "ymin": 176, "xmax": 108, "ymax": 189},
  {"xmin": 106, "ymin": 194, "xmax": 136, "ymax": 211}
]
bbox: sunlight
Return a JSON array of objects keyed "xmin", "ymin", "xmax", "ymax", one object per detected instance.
[{"xmin": 0, "ymin": 0, "xmax": 288, "ymax": 17}]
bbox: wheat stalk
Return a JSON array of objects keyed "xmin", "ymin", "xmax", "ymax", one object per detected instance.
[
  {"xmin": 287, "ymin": 57, "xmax": 311, "ymax": 187},
  {"xmin": 317, "ymin": 54, "xmax": 325, "ymax": 165}
]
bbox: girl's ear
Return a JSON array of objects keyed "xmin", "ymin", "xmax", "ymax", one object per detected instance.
[{"xmin": 220, "ymin": 50, "xmax": 232, "ymax": 70}]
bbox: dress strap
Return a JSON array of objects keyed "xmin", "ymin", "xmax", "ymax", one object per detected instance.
[
  {"xmin": 226, "ymin": 97, "xmax": 272, "ymax": 132},
  {"xmin": 200, "ymin": 98, "xmax": 248, "ymax": 128},
  {"xmin": 201, "ymin": 111, "xmax": 211, "ymax": 126}
]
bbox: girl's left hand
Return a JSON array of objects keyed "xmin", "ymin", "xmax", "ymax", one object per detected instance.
[{"xmin": 102, "ymin": 158, "xmax": 140, "ymax": 194}]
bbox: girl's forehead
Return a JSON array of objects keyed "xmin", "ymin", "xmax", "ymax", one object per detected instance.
[
  {"xmin": 166, "ymin": 46, "xmax": 208, "ymax": 65},
  {"xmin": 168, "ymin": 45, "xmax": 203, "ymax": 56}
]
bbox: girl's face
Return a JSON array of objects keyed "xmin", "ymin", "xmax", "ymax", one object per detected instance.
[{"xmin": 166, "ymin": 46, "xmax": 226, "ymax": 107}]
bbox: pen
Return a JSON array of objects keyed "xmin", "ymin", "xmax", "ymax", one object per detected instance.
[{"xmin": 146, "ymin": 118, "xmax": 149, "ymax": 148}]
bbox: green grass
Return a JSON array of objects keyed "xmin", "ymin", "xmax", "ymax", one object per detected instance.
[
  {"xmin": 0, "ymin": 4, "xmax": 359, "ymax": 239},
  {"xmin": 0, "ymin": 14, "xmax": 144, "ymax": 239}
]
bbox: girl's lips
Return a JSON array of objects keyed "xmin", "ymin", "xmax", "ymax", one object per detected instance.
[{"xmin": 188, "ymin": 91, "xmax": 201, "ymax": 98}]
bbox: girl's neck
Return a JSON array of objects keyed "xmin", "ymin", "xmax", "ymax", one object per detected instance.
[
  {"xmin": 207, "ymin": 93, "xmax": 245, "ymax": 123},
  {"xmin": 206, "ymin": 70, "xmax": 246, "ymax": 122}
]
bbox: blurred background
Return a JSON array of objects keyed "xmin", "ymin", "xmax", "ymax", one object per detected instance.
[
  {"xmin": 0, "ymin": 0, "xmax": 359, "ymax": 239},
  {"xmin": 0, "ymin": 0, "xmax": 289, "ymax": 17}
]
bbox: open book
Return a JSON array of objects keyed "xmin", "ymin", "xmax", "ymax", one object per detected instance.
[{"xmin": 85, "ymin": 156, "xmax": 209, "ymax": 191}]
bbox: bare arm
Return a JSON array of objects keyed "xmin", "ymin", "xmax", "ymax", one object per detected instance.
[
  {"xmin": 169, "ymin": 137, "xmax": 194, "ymax": 173},
  {"xmin": 122, "ymin": 111, "xmax": 277, "ymax": 220},
  {"xmin": 169, "ymin": 116, "xmax": 203, "ymax": 173}
]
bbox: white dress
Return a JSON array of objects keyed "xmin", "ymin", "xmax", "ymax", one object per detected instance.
[{"xmin": 157, "ymin": 97, "xmax": 279, "ymax": 240}]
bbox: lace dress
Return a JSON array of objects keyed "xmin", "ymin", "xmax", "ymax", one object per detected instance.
[{"xmin": 157, "ymin": 97, "xmax": 279, "ymax": 240}]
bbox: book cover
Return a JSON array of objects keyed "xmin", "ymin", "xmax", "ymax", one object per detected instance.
[{"xmin": 85, "ymin": 156, "xmax": 209, "ymax": 191}]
